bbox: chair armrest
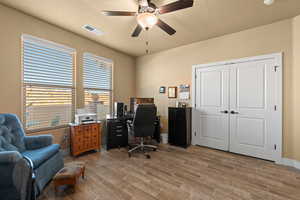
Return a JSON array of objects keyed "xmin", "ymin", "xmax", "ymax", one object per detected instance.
[
  {"xmin": 0, "ymin": 151, "xmax": 23, "ymax": 164},
  {"xmin": 24, "ymin": 134, "xmax": 53, "ymax": 150},
  {"xmin": 127, "ymin": 120, "xmax": 133, "ymax": 128}
]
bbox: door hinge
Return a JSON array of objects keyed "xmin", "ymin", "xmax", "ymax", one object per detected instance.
[
  {"xmin": 274, "ymin": 66, "xmax": 279, "ymax": 72},
  {"xmin": 194, "ymin": 132, "xmax": 196, "ymax": 136},
  {"xmin": 274, "ymin": 105, "xmax": 277, "ymax": 111},
  {"xmin": 274, "ymin": 144, "xmax": 277, "ymax": 150}
]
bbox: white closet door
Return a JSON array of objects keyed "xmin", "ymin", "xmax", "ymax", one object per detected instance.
[
  {"xmin": 229, "ymin": 59, "xmax": 276, "ymax": 161},
  {"xmin": 195, "ymin": 66, "xmax": 230, "ymax": 151}
]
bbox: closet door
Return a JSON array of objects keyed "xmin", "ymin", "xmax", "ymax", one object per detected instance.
[
  {"xmin": 195, "ymin": 66, "xmax": 230, "ymax": 151},
  {"xmin": 229, "ymin": 59, "xmax": 276, "ymax": 161}
]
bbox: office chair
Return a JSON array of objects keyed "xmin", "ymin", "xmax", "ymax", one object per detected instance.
[{"xmin": 127, "ymin": 104, "xmax": 157, "ymax": 158}]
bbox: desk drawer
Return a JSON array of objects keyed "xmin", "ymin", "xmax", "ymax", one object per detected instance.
[{"xmin": 111, "ymin": 124, "xmax": 124, "ymax": 129}]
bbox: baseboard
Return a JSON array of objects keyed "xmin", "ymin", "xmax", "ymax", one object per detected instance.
[{"xmin": 278, "ymin": 158, "xmax": 300, "ymax": 170}]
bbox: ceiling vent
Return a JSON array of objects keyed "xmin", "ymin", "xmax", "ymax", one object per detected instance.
[{"xmin": 82, "ymin": 25, "xmax": 104, "ymax": 36}]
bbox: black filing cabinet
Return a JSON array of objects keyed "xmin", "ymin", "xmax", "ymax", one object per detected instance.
[
  {"xmin": 106, "ymin": 118, "xmax": 128, "ymax": 150},
  {"xmin": 168, "ymin": 107, "xmax": 192, "ymax": 148}
]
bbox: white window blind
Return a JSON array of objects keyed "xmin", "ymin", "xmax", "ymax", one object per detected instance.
[
  {"xmin": 22, "ymin": 35, "xmax": 75, "ymax": 131},
  {"xmin": 83, "ymin": 53, "xmax": 113, "ymax": 119}
]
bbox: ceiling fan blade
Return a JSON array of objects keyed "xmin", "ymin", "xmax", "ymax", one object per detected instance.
[
  {"xmin": 156, "ymin": 19, "xmax": 176, "ymax": 35},
  {"xmin": 138, "ymin": 0, "xmax": 149, "ymax": 7},
  {"xmin": 158, "ymin": 0, "xmax": 194, "ymax": 14},
  {"xmin": 102, "ymin": 11, "xmax": 136, "ymax": 16},
  {"xmin": 131, "ymin": 24, "xmax": 143, "ymax": 37}
]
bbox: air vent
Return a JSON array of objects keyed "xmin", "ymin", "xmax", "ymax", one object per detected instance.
[{"xmin": 82, "ymin": 25, "xmax": 104, "ymax": 36}]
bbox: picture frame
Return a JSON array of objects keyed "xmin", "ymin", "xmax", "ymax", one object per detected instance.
[
  {"xmin": 159, "ymin": 86, "xmax": 166, "ymax": 94},
  {"xmin": 179, "ymin": 84, "xmax": 190, "ymax": 100},
  {"xmin": 168, "ymin": 87, "xmax": 177, "ymax": 98}
]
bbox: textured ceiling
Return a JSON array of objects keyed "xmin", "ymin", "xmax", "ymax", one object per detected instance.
[{"xmin": 1, "ymin": 0, "xmax": 300, "ymax": 56}]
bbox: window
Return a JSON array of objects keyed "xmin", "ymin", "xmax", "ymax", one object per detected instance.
[
  {"xmin": 83, "ymin": 53, "xmax": 113, "ymax": 120},
  {"xmin": 22, "ymin": 35, "xmax": 75, "ymax": 131}
]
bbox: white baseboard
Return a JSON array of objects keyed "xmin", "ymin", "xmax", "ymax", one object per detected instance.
[{"xmin": 277, "ymin": 158, "xmax": 300, "ymax": 170}]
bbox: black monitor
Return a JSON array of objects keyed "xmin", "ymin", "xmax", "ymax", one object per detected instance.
[{"xmin": 114, "ymin": 102, "xmax": 124, "ymax": 117}]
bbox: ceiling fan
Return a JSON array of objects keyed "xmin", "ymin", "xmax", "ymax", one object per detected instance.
[{"xmin": 102, "ymin": 0, "xmax": 194, "ymax": 37}]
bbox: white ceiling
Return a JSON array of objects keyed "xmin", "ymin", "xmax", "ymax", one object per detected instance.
[{"xmin": 1, "ymin": 0, "xmax": 300, "ymax": 57}]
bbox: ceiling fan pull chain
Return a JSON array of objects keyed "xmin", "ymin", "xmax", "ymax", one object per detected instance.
[{"xmin": 146, "ymin": 28, "xmax": 150, "ymax": 54}]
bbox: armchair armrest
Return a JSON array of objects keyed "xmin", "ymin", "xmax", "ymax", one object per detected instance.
[
  {"xmin": 24, "ymin": 134, "xmax": 53, "ymax": 150},
  {"xmin": 0, "ymin": 151, "xmax": 23, "ymax": 164}
]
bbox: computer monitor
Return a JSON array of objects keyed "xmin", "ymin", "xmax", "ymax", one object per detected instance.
[
  {"xmin": 114, "ymin": 102, "xmax": 124, "ymax": 117},
  {"xmin": 130, "ymin": 97, "xmax": 154, "ymax": 113}
]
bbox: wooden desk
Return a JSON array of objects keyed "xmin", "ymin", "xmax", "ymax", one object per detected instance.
[{"xmin": 70, "ymin": 123, "xmax": 101, "ymax": 156}]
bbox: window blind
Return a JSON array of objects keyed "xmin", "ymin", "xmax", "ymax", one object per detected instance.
[
  {"xmin": 83, "ymin": 53, "xmax": 113, "ymax": 119},
  {"xmin": 83, "ymin": 53, "xmax": 112, "ymax": 90},
  {"xmin": 22, "ymin": 35, "xmax": 75, "ymax": 131}
]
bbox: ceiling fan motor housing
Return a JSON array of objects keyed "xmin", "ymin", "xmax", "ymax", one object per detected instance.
[{"xmin": 139, "ymin": 3, "xmax": 157, "ymax": 14}]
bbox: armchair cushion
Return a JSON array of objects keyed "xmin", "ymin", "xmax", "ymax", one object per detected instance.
[
  {"xmin": 0, "ymin": 136, "xmax": 19, "ymax": 151},
  {"xmin": 0, "ymin": 114, "xmax": 26, "ymax": 152},
  {"xmin": 22, "ymin": 144, "xmax": 60, "ymax": 169},
  {"xmin": 24, "ymin": 135, "xmax": 53, "ymax": 150}
]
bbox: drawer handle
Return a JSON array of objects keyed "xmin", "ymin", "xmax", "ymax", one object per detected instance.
[
  {"xmin": 116, "ymin": 130, "xmax": 122, "ymax": 133},
  {"xmin": 116, "ymin": 134, "xmax": 122, "ymax": 137},
  {"xmin": 116, "ymin": 126, "xmax": 123, "ymax": 128}
]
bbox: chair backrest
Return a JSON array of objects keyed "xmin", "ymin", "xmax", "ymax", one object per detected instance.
[
  {"xmin": 0, "ymin": 114, "xmax": 26, "ymax": 152},
  {"xmin": 132, "ymin": 104, "xmax": 157, "ymax": 137}
]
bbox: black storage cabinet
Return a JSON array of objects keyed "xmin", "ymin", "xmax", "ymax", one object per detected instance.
[
  {"xmin": 106, "ymin": 118, "xmax": 128, "ymax": 150},
  {"xmin": 168, "ymin": 107, "xmax": 192, "ymax": 148}
]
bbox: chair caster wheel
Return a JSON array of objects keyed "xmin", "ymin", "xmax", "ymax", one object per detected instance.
[
  {"xmin": 153, "ymin": 148, "xmax": 157, "ymax": 151},
  {"xmin": 128, "ymin": 153, "xmax": 131, "ymax": 158},
  {"xmin": 146, "ymin": 154, "xmax": 151, "ymax": 159}
]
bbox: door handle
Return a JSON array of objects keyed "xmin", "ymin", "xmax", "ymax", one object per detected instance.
[
  {"xmin": 220, "ymin": 110, "xmax": 228, "ymax": 114},
  {"xmin": 230, "ymin": 111, "xmax": 239, "ymax": 114}
]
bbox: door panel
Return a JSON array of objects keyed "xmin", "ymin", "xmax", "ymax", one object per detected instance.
[
  {"xmin": 236, "ymin": 117, "xmax": 265, "ymax": 147},
  {"xmin": 200, "ymin": 71, "xmax": 222, "ymax": 107},
  {"xmin": 237, "ymin": 65, "xmax": 265, "ymax": 109},
  {"xmin": 230, "ymin": 60, "xmax": 275, "ymax": 161},
  {"xmin": 201, "ymin": 115, "xmax": 224, "ymax": 140},
  {"xmin": 195, "ymin": 66, "xmax": 230, "ymax": 151}
]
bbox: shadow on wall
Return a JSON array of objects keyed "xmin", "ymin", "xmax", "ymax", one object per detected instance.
[{"xmin": 154, "ymin": 92, "xmax": 191, "ymax": 133}]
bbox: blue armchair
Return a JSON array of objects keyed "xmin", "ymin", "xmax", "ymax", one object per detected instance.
[{"xmin": 0, "ymin": 114, "xmax": 64, "ymax": 199}]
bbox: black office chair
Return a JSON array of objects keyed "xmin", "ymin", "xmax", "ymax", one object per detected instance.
[{"xmin": 127, "ymin": 104, "xmax": 157, "ymax": 158}]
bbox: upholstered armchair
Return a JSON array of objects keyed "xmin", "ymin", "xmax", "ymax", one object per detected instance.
[{"xmin": 0, "ymin": 114, "xmax": 64, "ymax": 199}]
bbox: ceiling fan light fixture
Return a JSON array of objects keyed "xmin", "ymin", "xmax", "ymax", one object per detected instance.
[
  {"xmin": 137, "ymin": 12, "xmax": 158, "ymax": 29},
  {"xmin": 264, "ymin": 0, "xmax": 274, "ymax": 5}
]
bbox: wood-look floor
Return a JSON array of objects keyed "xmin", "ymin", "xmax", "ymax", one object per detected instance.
[{"xmin": 38, "ymin": 145, "xmax": 300, "ymax": 200}]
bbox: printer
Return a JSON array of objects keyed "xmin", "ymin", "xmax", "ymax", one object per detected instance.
[{"xmin": 75, "ymin": 113, "xmax": 97, "ymax": 124}]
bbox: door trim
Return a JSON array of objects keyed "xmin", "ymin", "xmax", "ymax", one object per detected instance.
[{"xmin": 192, "ymin": 53, "xmax": 283, "ymax": 163}]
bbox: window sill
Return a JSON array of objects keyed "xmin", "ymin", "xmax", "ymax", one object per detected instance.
[{"xmin": 25, "ymin": 124, "xmax": 69, "ymax": 134}]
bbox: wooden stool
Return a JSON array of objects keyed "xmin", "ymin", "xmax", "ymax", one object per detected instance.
[{"xmin": 53, "ymin": 161, "xmax": 85, "ymax": 192}]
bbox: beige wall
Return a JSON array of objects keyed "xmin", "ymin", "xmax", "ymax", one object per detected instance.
[
  {"xmin": 0, "ymin": 4, "xmax": 136, "ymax": 148},
  {"xmin": 136, "ymin": 19, "xmax": 298, "ymax": 160},
  {"xmin": 291, "ymin": 16, "xmax": 300, "ymax": 161}
]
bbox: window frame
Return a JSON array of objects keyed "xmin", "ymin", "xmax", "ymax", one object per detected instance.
[
  {"xmin": 83, "ymin": 52, "xmax": 114, "ymax": 115},
  {"xmin": 21, "ymin": 34, "xmax": 76, "ymax": 133}
]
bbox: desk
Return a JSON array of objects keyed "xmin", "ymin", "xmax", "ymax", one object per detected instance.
[{"xmin": 106, "ymin": 114, "xmax": 160, "ymax": 150}]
